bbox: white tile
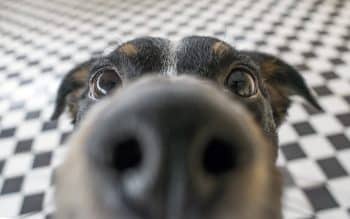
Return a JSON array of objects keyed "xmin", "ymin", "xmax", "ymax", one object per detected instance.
[
  {"xmin": 278, "ymin": 124, "xmax": 299, "ymax": 145},
  {"xmin": 338, "ymin": 150, "xmax": 350, "ymax": 175},
  {"xmin": 310, "ymin": 114, "xmax": 344, "ymax": 135},
  {"xmin": 300, "ymin": 135, "xmax": 335, "ymax": 159},
  {"xmin": 328, "ymin": 177, "xmax": 350, "ymax": 207},
  {"xmin": 23, "ymin": 169, "xmax": 52, "ymax": 194},
  {"xmin": 0, "ymin": 139, "xmax": 15, "ymax": 160},
  {"xmin": 33, "ymin": 132, "xmax": 60, "ymax": 153},
  {"xmin": 52, "ymin": 147, "xmax": 68, "ymax": 167},
  {"xmin": 15, "ymin": 120, "xmax": 42, "ymax": 139},
  {"xmin": 307, "ymin": 58, "xmax": 333, "ymax": 72},
  {"xmin": 0, "ymin": 194, "xmax": 22, "ymax": 217},
  {"xmin": 328, "ymin": 79, "xmax": 350, "ymax": 96},
  {"xmin": 287, "ymin": 104, "xmax": 309, "ymax": 123},
  {"xmin": 287, "ymin": 159, "xmax": 327, "ymax": 188},
  {"xmin": 317, "ymin": 208, "xmax": 349, "ymax": 219},
  {"xmin": 2, "ymin": 154, "xmax": 34, "ymax": 177},
  {"xmin": 319, "ymin": 96, "xmax": 350, "ymax": 114},
  {"xmin": 0, "ymin": 111, "xmax": 25, "ymax": 128},
  {"xmin": 303, "ymin": 73, "xmax": 325, "ymax": 87},
  {"xmin": 277, "ymin": 150, "xmax": 286, "ymax": 166},
  {"xmin": 282, "ymin": 187, "xmax": 314, "ymax": 219}
]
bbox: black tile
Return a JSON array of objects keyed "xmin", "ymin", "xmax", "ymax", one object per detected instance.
[
  {"xmin": 16, "ymin": 55, "xmax": 27, "ymax": 60},
  {"xmin": 0, "ymin": 176, "xmax": 24, "ymax": 195},
  {"xmin": 344, "ymin": 95, "xmax": 350, "ymax": 105},
  {"xmin": 7, "ymin": 73, "xmax": 20, "ymax": 79},
  {"xmin": 329, "ymin": 58, "xmax": 345, "ymax": 65},
  {"xmin": 310, "ymin": 40, "xmax": 323, "ymax": 46},
  {"xmin": 51, "ymin": 168, "xmax": 57, "ymax": 185},
  {"xmin": 286, "ymin": 35, "xmax": 298, "ymax": 41},
  {"xmin": 278, "ymin": 45, "xmax": 291, "ymax": 52},
  {"xmin": 20, "ymin": 79, "xmax": 33, "ymax": 85},
  {"xmin": 25, "ymin": 110, "xmax": 41, "ymax": 120},
  {"xmin": 321, "ymin": 71, "xmax": 339, "ymax": 80},
  {"xmin": 60, "ymin": 132, "xmax": 71, "ymax": 144},
  {"xmin": 302, "ymin": 103, "xmax": 322, "ymax": 115},
  {"xmin": 32, "ymin": 152, "xmax": 52, "ymax": 168},
  {"xmin": 313, "ymin": 85, "xmax": 333, "ymax": 96},
  {"xmin": 295, "ymin": 63, "xmax": 310, "ymax": 71},
  {"xmin": 327, "ymin": 134, "xmax": 350, "ymax": 150},
  {"xmin": 60, "ymin": 55, "xmax": 71, "ymax": 61},
  {"xmin": 280, "ymin": 167, "xmax": 295, "ymax": 187},
  {"xmin": 304, "ymin": 185, "xmax": 339, "ymax": 211},
  {"xmin": 28, "ymin": 60, "xmax": 40, "ymax": 66},
  {"xmin": 0, "ymin": 127, "xmax": 16, "ymax": 138},
  {"xmin": 41, "ymin": 67, "xmax": 53, "ymax": 73},
  {"xmin": 15, "ymin": 139, "xmax": 33, "ymax": 153},
  {"xmin": 0, "ymin": 65, "xmax": 7, "ymax": 71},
  {"xmin": 336, "ymin": 45, "xmax": 349, "ymax": 53},
  {"xmin": 20, "ymin": 193, "xmax": 44, "ymax": 214},
  {"xmin": 281, "ymin": 143, "xmax": 307, "ymax": 160},
  {"xmin": 292, "ymin": 122, "xmax": 316, "ymax": 136},
  {"xmin": 302, "ymin": 51, "xmax": 316, "ymax": 58},
  {"xmin": 0, "ymin": 160, "xmax": 4, "ymax": 174},
  {"xmin": 41, "ymin": 121, "xmax": 58, "ymax": 131},
  {"xmin": 10, "ymin": 101, "xmax": 25, "ymax": 110},
  {"xmin": 317, "ymin": 157, "xmax": 348, "ymax": 179},
  {"xmin": 336, "ymin": 113, "xmax": 350, "ymax": 127},
  {"xmin": 256, "ymin": 40, "xmax": 267, "ymax": 46}
]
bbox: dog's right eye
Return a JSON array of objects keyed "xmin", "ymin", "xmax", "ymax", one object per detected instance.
[
  {"xmin": 225, "ymin": 68, "xmax": 257, "ymax": 97},
  {"xmin": 90, "ymin": 68, "xmax": 122, "ymax": 99}
]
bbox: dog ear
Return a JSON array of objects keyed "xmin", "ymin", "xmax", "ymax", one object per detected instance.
[
  {"xmin": 242, "ymin": 51, "xmax": 322, "ymax": 126},
  {"xmin": 51, "ymin": 60, "xmax": 93, "ymax": 123}
]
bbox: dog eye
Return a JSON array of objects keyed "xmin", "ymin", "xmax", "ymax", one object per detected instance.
[
  {"xmin": 225, "ymin": 69, "xmax": 257, "ymax": 97},
  {"xmin": 90, "ymin": 69, "xmax": 122, "ymax": 99}
]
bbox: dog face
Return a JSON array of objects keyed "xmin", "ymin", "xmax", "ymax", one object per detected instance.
[
  {"xmin": 56, "ymin": 76, "xmax": 282, "ymax": 219},
  {"xmin": 53, "ymin": 36, "xmax": 321, "ymax": 219},
  {"xmin": 52, "ymin": 36, "xmax": 321, "ymax": 153}
]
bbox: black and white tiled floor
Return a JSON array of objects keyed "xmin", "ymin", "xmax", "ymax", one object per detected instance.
[{"xmin": 0, "ymin": 0, "xmax": 350, "ymax": 218}]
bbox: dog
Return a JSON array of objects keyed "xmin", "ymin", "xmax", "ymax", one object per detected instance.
[{"xmin": 52, "ymin": 36, "xmax": 321, "ymax": 219}]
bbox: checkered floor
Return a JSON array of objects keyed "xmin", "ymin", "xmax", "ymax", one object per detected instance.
[{"xmin": 0, "ymin": 0, "xmax": 350, "ymax": 218}]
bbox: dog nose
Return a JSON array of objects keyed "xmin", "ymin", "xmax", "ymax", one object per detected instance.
[{"xmin": 81, "ymin": 77, "xmax": 262, "ymax": 218}]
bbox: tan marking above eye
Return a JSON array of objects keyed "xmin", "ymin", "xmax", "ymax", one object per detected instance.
[
  {"xmin": 212, "ymin": 41, "xmax": 230, "ymax": 56},
  {"xmin": 72, "ymin": 66, "xmax": 89, "ymax": 82},
  {"xmin": 118, "ymin": 43, "xmax": 138, "ymax": 56}
]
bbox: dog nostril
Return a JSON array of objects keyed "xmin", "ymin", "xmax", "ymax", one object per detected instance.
[
  {"xmin": 113, "ymin": 138, "xmax": 143, "ymax": 172},
  {"xmin": 202, "ymin": 138, "xmax": 237, "ymax": 176}
]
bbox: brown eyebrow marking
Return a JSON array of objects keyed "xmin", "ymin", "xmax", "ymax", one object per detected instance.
[
  {"xmin": 72, "ymin": 66, "xmax": 89, "ymax": 82},
  {"xmin": 212, "ymin": 41, "xmax": 230, "ymax": 56},
  {"xmin": 118, "ymin": 43, "xmax": 138, "ymax": 56}
]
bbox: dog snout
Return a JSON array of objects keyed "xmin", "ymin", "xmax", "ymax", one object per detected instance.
[{"xmin": 57, "ymin": 76, "xmax": 280, "ymax": 219}]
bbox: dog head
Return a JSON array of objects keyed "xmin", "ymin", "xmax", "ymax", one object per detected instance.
[
  {"xmin": 52, "ymin": 36, "xmax": 321, "ymax": 153},
  {"xmin": 56, "ymin": 76, "xmax": 282, "ymax": 219}
]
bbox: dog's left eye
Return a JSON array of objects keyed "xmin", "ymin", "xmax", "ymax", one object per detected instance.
[
  {"xmin": 225, "ymin": 69, "xmax": 257, "ymax": 97},
  {"xmin": 90, "ymin": 69, "xmax": 122, "ymax": 99}
]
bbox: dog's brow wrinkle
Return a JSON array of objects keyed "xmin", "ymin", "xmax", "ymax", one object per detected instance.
[{"xmin": 163, "ymin": 40, "xmax": 178, "ymax": 76}]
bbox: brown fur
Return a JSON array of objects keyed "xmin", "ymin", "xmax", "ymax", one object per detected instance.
[
  {"xmin": 212, "ymin": 41, "xmax": 230, "ymax": 57},
  {"xmin": 118, "ymin": 43, "xmax": 138, "ymax": 56}
]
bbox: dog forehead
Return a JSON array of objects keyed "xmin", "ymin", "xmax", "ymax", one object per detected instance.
[
  {"xmin": 117, "ymin": 36, "xmax": 232, "ymax": 54},
  {"xmin": 114, "ymin": 36, "xmax": 235, "ymax": 75}
]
